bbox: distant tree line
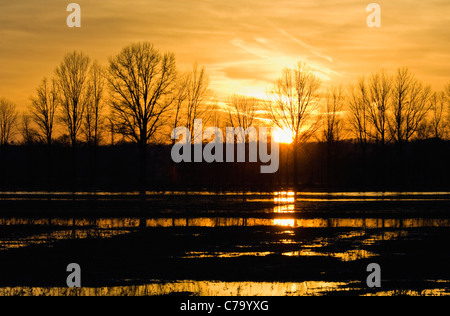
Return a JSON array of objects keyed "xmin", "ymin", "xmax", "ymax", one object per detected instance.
[{"xmin": 1, "ymin": 42, "xmax": 450, "ymax": 191}]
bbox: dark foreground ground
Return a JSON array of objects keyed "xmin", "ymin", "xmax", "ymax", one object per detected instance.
[{"xmin": 0, "ymin": 191, "xmax": 449, "ymax": 296}]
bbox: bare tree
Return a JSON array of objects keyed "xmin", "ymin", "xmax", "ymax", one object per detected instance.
[
  {"xmin": 347, "ymin": 77, "xmax": 370, "ymax": 149},
  {"xmin": 429, "ymin": 91, "xmax": 446, "ymax": 139},
  {"xmin": 346, "ymin": 78, "xmax": 372, "ymax": 185},
  {"xmin": 82, "ymin": 61, "xmax": 106, "ymax": 186},
  {"xmin": 226, "ymin": 94, "xmax": 259, "ymax": 140},
  {"xmin": 108, "ymin": 42, "xmax": 177, "ymax": 187},
  {"xmin": 84, "ymin": 61, "xmax": 105, "ymax": 146},
  {"xmin": 171, "ymin": 72, "xmax": 189, "ymax": 140},
  {"xmin": 55, "ymin": 51, "xmax": 91, "ymax": 147},
  {"xmin": 416, "ymin": 119, "xmax": 433, "ymax": 140},
  {"xmin": 28, "ymin": 77, "xmax": 60, "ymax": 188},
  {"xmin": 367, "ymin": 70, "xmax": 392, "ymax": 145},
  {"xmin": 0, "ymin": 99, "xmax": 18, "ymax": 146},
  {"xmin": 445, "ymin": 83, "xmax": 450, "ymax": 136},
  {"xmin": 105, "ymin": 116, "xmax": 116, "ymax": 146},
  {"xmin": 210, "ymin": 101, "xmax": 223, "ymax": 130},
  {"xmin": 172, "ymin": 63, "xmax": 211, "ymax": 143},
  {"xmin": 29, "ymin": 77, "xmax": 59, "ymax": 146},
  {"xmin": 268, "ymin": 62, "xmax": 322, "ymax": 186},
  {"xmin": 186, "ymin": 64, "xmax": 211, "ymax": 140},
  {"xmin": 389, "ymin": 68, "xmax": 431, "ymax": 143},
  {"xmin": 224, "ymin": 95, "xmax": 259, "ymax": 190},
  {"xmin": 268, "ymin": 63, "xmax": 321, "ymax": 144},
  {"xmin": 322, "ymin": 86, "xmax": 345, "ymax": 144},
  {"xmin": 20, "ymin": 113, "xmax": 39, "ymax": 145},
  {"xmin": 320, "ymin": 86, "xmax": 345, "ymax": 186}
]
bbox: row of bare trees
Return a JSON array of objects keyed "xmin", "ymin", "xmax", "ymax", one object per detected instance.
[
  {"xmin": 18, "ymin": 54, "xmax": 105, "ymax": 149},
  {"xmin": 3, "ymin": 53, "xmax": 449, "ymax": 151},
  {"xmin": 265, "ymin": 63, "xmax": 450, "ymax": 186},
  {"xmin": 0, "ymin": 45, "xmax": 213, "ymax": 151},
  {"xmin": 267, "ymin": 64, "xmax": 450, "ymax": 150},
  {"xmin": 1, "ymin": 42, "xmax": 450, "ymax": 188},
  {"xmin": 346, "ymin": 68, "xmax": 447, "ymax": 148}
]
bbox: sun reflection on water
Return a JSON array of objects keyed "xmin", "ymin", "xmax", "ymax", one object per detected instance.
[
  {"xmin": 0, "ymin": 280, "xmax": 357, "ymax": 296},
  {"xmin": 274, "ymin": 204, "xmax": 295, "ymax": 213},
  {"xmin": 273, "ymin": 219, "xmax": 296, "ymax": 227},
  {"xmin": 274, "ymin": 191, "xmax": 295, "ymax": 203},
  {"xmin": 273, "ymin": 191, "xmax": 296, "ymax": 226},
  {"xmin": 1, "ymin": 280, "xmax": 448, "ymax": 296}
]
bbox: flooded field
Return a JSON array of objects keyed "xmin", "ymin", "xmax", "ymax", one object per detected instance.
[{"xmin": 0, "ymin": 191, "xmax": 449, "ymax": 296}]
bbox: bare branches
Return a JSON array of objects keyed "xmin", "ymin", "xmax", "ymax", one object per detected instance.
[
  {"xmin": 84, "ymin": 61, "xmax": 105, "ymax": 146},
  {"xmin": 347, "ymin": 68, "xmax": 431, "ymax": 146},
  {"xmin": 226, "ymin": 94, "xmax": 258, "ymax": 130},
  {"xmin": 108, "ymin": 42, "xmax": 177, "ymax": 147},
  {"xmin": 8, "ymin": 49, "xmax": 450, "ymax": 149},
  {"xmin": 268, "ymin": 62, "xmax": 321, "ymax": 145},
  {"xmin": 20, "ymin": 113, "xmax": 38, "ymax": 145},
  {"xmin": 0, "ymin": 99, "xmax": 18, "ymax": 146},
  {"xmin": 322, "ymin": 86, "xmax": 345, "ymax": 144},
  {"xmin": 29, "ymin": 77, "xmax": 59, "ymax": 146},
  {"xmin": 185, "ymin": 64, "xmax": 211, "ymax": 138},
  {"xmin": 55, "ymin": 51, "xmax": 91, "ymax": 147},
  {"xmin": 390, "ymin": 68, "xmax": 431, "ymax": 143},
  {"xmin": 347, "ymin": 77, "xmax": 370, "ymax": 149},
  {"xmin": 445, "ymin": 83, "xmax": 450, "ymax": 131},
  {"xmin": 429, "ymin": 92, "xmax": 446, "ymax": 139},
  {"xmin": 171, "ymin": 63, "xmax": 212, "ymax": 143},
  {"xmin": 367, "ymin": 69, "xmax": 392, "ymax": 145}
]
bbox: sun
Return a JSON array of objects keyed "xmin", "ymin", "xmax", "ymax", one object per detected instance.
[{"xmin": 273, "ymin": 127, "xmax": 295, "ymax": 144}]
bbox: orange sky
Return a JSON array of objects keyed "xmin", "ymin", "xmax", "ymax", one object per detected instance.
[{"xmin": 1, "ymin": 0, "xmax": 450, "ymax": 110}]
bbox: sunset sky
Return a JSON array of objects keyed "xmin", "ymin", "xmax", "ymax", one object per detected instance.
[{"xmin": 1, "ymin": 0, "xmax": 450, "ymax": 110}]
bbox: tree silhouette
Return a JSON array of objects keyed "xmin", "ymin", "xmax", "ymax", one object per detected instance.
[
  {"xmin": 429, "ymin": 91, "xmax": 446, "ymax": 139},
  {"xmin": 29, "ymin": 77, "xmax": 59, "ymax": 146},
  {"xmin": 54, "ymin": 51, "xmax": 91, "ymax": 188},
  {"xmin": 0, "ymin": 98, "xmax": 18, "ymax": 146},
  {"xmin": 347, "ymin": 77, "xmax": 371, "ymax": 185},
  {"xmin": 172, "ymin": 63, "xmax": 211, "ymax": 143},
  {"xmin": 55, "ymin": 51, "xmax": 91, "ymax": 148},
  {"xmin": 367, "ymin": 70, "xmax": 392, "ymax": 145},
  {"xmin": 226, "ymin": 94, "xmax": 259, "ymax": 190},
  {"xmin": 389, "ymin": 68, "xmax": 431, "ymax": 144},
  {"xmin": 83, "ymin": 61, "xmax": 106, "ymax": 187},
  {"xmin": 20, "ymin": 113, "xmax": 39, "ymax": 145},
  {"xmin": 348, "ymin": 77, "xmax": 370, "ymax": 150},
  {"xmin": 322, "ymin": 86, "xmax": 345, "ymax": 144},
  {"xmin": 108, "ymin": 42, "xmax": 178, "ymax": 188},
  {"xmin": 83, "ymin": 61, "xmax": 105, "ymax": 146},
  {"xmin": 268, "ymin": 62, "xmax": 321, "ymax": 187},
  {"xmin": 226, "ymin": 94, "xmax": 259, "ymax": 139},
  {"xmin": 321, "ymin": 86, "xmax": 345, "ymax": 186},
  {"xmin": 445, "ymin": 83, "xmax": 450, "ymax": 134}
]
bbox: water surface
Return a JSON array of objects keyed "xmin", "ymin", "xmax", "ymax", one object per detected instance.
[{"xmin": 0, "ymin": 191, "xmax": 448, "ymax": 296}]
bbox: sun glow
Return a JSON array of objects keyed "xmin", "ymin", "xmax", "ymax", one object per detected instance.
[
  {"xmin": 273, "ymin": 128, "xmax": 295, "ymax": 144},
  {"xmin": 273, "ymin": 219, "xmax": 296, "ymax": 227},
  {"xmin": 274, "ymin": 191, "xmax": 295, "ymax": 203}
]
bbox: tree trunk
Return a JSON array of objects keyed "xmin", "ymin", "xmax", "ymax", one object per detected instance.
[
  {"xmin": 46, "ymin": 142, "xmax": 52, "ymax": 191},
  {"xmin": 139, "ymin": 144, "xmax": 147, "ymax": 194},
  {"xmin": 71, "ymin": 142, "xmax": 77, "ymax": 192},
  {"xmin": 90, "ymin": 144, "xmax": 98, "ymax": 189},
  {"xmin": 326, "ymin": 141, "xmax": 332, "ymax": 188},
  {"xmin": 293, "ymin": 142, "xmax": 298, "ymax": 189}
]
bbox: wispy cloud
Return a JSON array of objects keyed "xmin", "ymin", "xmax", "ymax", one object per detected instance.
[
  {"xmin": 1, "ymin": 0, "xmax": 450, "ymax": 108},
  {"xmin": 279, "ymin": 29, "xmax": 333, "ymax": 63}
]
